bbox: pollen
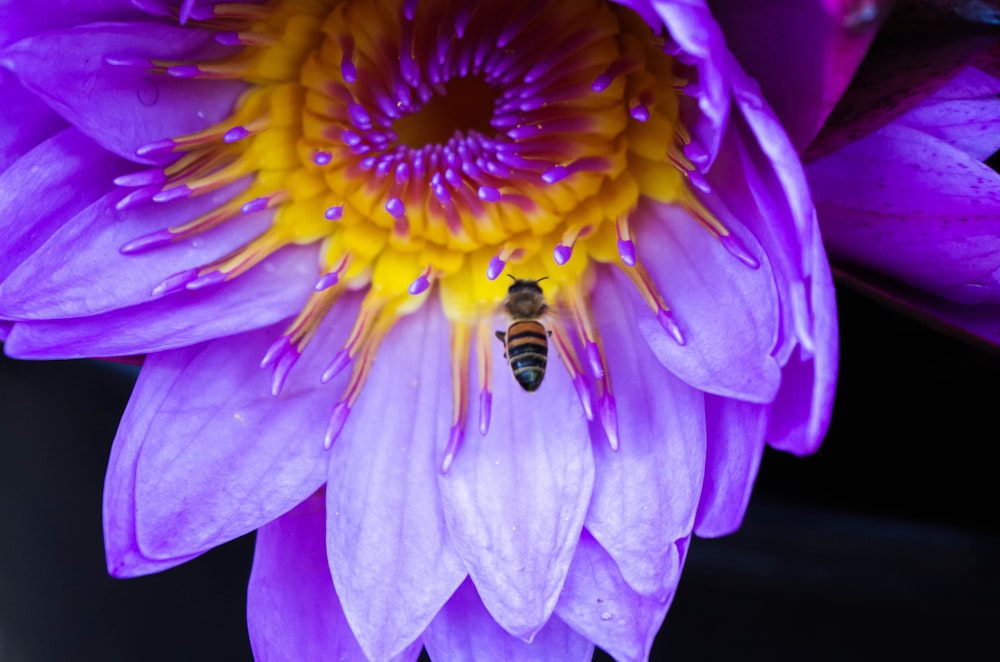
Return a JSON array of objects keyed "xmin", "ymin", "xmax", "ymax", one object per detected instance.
[{"xmin": 116, "ymin": 0, "xmax": 748, "ymax": 468}]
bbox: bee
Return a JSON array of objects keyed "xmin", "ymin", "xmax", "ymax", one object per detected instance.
[{"xmin": 495, "ymin": 276, "xmax": 551, "ymax": 392}]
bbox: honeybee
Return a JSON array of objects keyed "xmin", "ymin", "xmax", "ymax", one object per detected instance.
[{"xmin": 495, "ymin": 276, "xmax": 551, "ymax": 392}]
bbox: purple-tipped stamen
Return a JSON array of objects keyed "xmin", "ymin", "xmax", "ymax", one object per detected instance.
[
  {"xmin": 477, "ymin": 186, "xmax": 501, "ymax": 202},
  {"xmin": 104, "ymin": 55, "xmax": 152, "ymax": 68},
  {"xmin": 479, "ymin": 389, "xmax": 492, "ymax": 436},
  {"xmin": 214, "ymin": 32, "xmax": 242, "ymax": 46},
  {"xmin": 585, "ymin": 341, "xmax": 604, "ymax": 379},
  {"xmin": 166, "ymin": 64, "xmax": 202, "ymax": 78},
  {"xmin": 684, "ymin": 139, "xmax": 710, "ymax": 167},
  {"xmin": 486, "ymin": 254, "xmax": 506, "ymax": 281},
  {"xmin": 385, "ymin": 197, "xmax": 406, "ymax": 218},
  {"xmin": 324, "ymin": 205, "xmax": 344, "ymax": 221},
  {"xmin": 270, "ymin": 348, "xmax": 300, "ymax": 397},
  {"xmin": 315, "ymin": 270, "xmax": 342, "ymax": 292},
  {"xmin": 441, "ymin": 424, "xmax": 464, "ymax": 474},
  {"xmin": 115, "ymin": 186, "xmax": 159, "ymax": 211},
  {"xmin": 553, "ymin": 244, "xmax": 573, "ymax": 266},
  {"xmin": 720, "ymin": 233, "xmax": 760, "ymax": 269},
  {"xmin": 324, "ymin": 402, "xmax": 351, "ymax": 449},
  {"xmin": 260, "ymin": 335, "xmax": 292, "ymax": 369},
  {"xmin": 241, "ymin": 197, "xmax": 270, "ymax": 214},
  {"xmin": 598, "ymin": 392, "xmax": 620, "ymax": 451},
  {"xmin": 340, "ymin": 35, "xmax": 357, "ymax": 83},
  {"xmin": 617, "ymin": 238, "xmax": 636, "ymax": 267},
  {"xmin": 629, "ymin": 103, "xmax": 650, "ymax": 122},
  {"xmin": 113, "ymin": 169, "xmax": 166, "ymax": 188},
  {"xmin": 186, "ymin": 270, "xmax": 226, "ymax": 290},
  {"xmin": 313, "ymin": 150, "xmax": 333, "ymax": 166},
  {"xmin": 152, "ymin": 184, "xmax": 193, "ymax": 203},
  {"xmin": 151, "ymin": 268, "xmax": 198, "ymax": 297},
  {"xmin": 223, "ymin": 126, "xmax": 251, "ymax": 143},
  {"xmin": 656, "ymin": 308, "xmax": 686, "ymax": 346},
  {"xmin": 408, "ymin": 267, "xmax": 432, "ymax": 295},
  {"xmin": 321, "ymin": 350, "xmax": 352, "ymax": 384},
  {"xmin": 572, "ymin": 374, "xmax": 594, "ymax": 421},
  {"xmin": 135, "ymin": 138, "xmax": 178, "ymax": 157},
  {"xmin": 119, "ymin": 229, "xmax": 175, "ymax": 255}
]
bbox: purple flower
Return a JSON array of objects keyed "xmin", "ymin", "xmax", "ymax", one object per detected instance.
[{"xmin": 0, "ymin": 0, "xmax": 836, "ymax": 659}]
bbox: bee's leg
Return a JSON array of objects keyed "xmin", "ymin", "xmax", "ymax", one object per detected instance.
[{"xmin": 494, "ymin": 331, "xmax": 508, "ymax": 358}]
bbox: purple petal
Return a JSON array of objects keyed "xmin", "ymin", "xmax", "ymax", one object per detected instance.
[
  {"xmin": 766, "ymin": 231, "xmax": 838, "ymax": 456},
  {"xmin": 326, "ymin": 309, "xmax": 466, "ymax": 661},
  {"xmin": 104, "ymin": 343, "xmax": 202, "ymax": 578},
  {"xmin": 555, "ymin": 532, "xmax": 685, "ymax": 662},
  {"xmin": 422, "ymin": 577, "xmax": 594, "ymax": 662},
  {"xmin": 896, "ymin": 65, "xmax": 1000, "ymax": 161},
  {"xmin": 0, "ymin": 68, "xmax": 66, "ymax": 173},
  {"xmin": 584, "ymin": 269, "xmax": 706, "ymax": 597},
  {"xmin": 809, "ymin": 123, "xmax": 1000, "ymax": 304},
  {"xmin": 0, "ymin": 182, "xmax": 270, "ymax": 319},
  {"xmin": 3, "ymin": 22, "xmax": 245, "ymax": 165},
  {"xmin": 126, "ymin": 301, "xmax": 358, "ymax": 560},
  {"xmin": 248, "ymin": 491, "xmax": 422, "ymax": 662},
  {"xmin": 0, "ymin": 321, "xmax": 10, "ymax": 342},
  {"xmin": 709, "ymin": 0, "xmax": 885, "ymax": 151},
  {"xmin": 633, "ymin": 199, "xmax": 781, "ymax": 402},
  {"xmin": 2, "ymin": 244, "xmax": 316, "ymax": 358},
  {"xmin": 0, "ymin": 127, "xmax": 127, "ymax": 282},
  {"xmin": 693, "ymin": 396, "xmax": 767, "ymax": 537},
  {"xmin": 438, "ymin": 334, "xmax": 594, "ymax": 638}
]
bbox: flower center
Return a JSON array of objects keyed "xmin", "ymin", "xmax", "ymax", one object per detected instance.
[{"xmin": 114, "ymin": 0, "xmax": 749, "ymax": 470}]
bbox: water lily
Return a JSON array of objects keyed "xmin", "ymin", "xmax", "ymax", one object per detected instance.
[{"xmin": 0, "ymin": 0, "xmax": 836, "ymax": 659}]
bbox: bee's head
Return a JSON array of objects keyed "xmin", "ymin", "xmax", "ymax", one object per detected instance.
[{"xmin": 506, "ymin": 275, "xmax": 547, "ymax": 295}]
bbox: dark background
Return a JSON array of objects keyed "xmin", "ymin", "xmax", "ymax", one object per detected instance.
[{"xmin": 1, "ymin": 285, "xmax": 998, "ymax": 661}]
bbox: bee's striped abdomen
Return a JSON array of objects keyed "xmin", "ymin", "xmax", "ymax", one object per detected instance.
[{"xmin": 504, "ymin": 320, "xmax": 548, "ymax": 392}]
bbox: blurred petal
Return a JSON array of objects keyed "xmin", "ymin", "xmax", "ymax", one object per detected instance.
[
  {"xmin": 439, "ymin": 336, "xmax": 593, "ymax": 639},
  {"xmin": 555, "ymin": 532, "xmax": 685, "ymax": 662},
  {"xmin": 897, "ymin": 65, "xmax": 1000, "ymax": 160},
  {"xmin": 810, "ymin": 123, "xmax": 1000, "ymax": 304},
  {"xmin": 585, "ymin": 268, "xmax": 706, "ymax": 597},
  {"xmin": 3, "ymin": 22, "xmax": 245, "ymax": 165},
  {"xmin": 326, "ymin": 308, "xmax": 466, "ymax": 661},
  {"xmin": 634, "ymin": 199, "xmax": 781, "ymax": 402},
  {"xmin": 422, "ymin": 578, "xmax": 593, "ymax": 662},
  {"xmin": 710, "ymin": 0, "xmax": 886, "ymax": 151},
  {"xmin": 126, "ymin": 303, "xmax": 357, "ymax": 560},
  {"xmin": 693, "ymin": 396, "xmax": 767, "ymax": 537},
  {"xmin": 805, "ymin": 15, "xmax": 998, "ymax": 161},
  {"xmin": 248, "ymin": 491, "xmax": 423, "ymax": 662}
]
